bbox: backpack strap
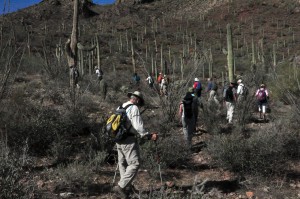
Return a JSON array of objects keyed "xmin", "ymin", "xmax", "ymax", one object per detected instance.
[
  {"xmin": 122, "ymin": 104, "xmax": 134, "ymax": 134},
  {"xmin": 123, "ymin": 104, "xmax": 134, "ymax": 110}
]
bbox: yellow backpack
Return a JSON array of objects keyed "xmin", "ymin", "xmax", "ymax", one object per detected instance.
[{"xmin": 106, "ymin": 104, "xmax": 133, "ymax": 142}]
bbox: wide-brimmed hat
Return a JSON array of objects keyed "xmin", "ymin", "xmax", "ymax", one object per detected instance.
[
  {"xmin": 260, "ymin": 84, "xmax": 265, "ymax": 88},
  {"xmin": 237, "ymin": 79, "xmax": 242, "ymax": 83},
  {"xmin": 194, "ymin": 77, "xmax": 199, "ymax": 81},
  {"xmin": 127, "ymin": 91, "xmax": 144, "ymax": 106}
]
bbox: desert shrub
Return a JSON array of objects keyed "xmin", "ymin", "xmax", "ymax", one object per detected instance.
[
  {"xmin": 200, "ymin": 99, "xmax": 225, "ymax": 134},
  {"xmin": 206, "ymin": 124, "xmax": 299, "ymax": 176},
  {"xmin": 140, "ymin": 133, "xmax": 190, "ymax": 179},
  {"xmin": 50, "ymin": 160, "xmax": 95, "ymax": 193},
  {"xmin": 88, "ymin": 150, "xmax": 108, "ymax": 172},
  {"xmin": 106, "ymin": 70, "xmax": 132, "ymax": 93},
  {"xmin": 0, "ymin": 142, "xmax": 35, "ymax": 199},
  {"xmin": 21, "ymin": 55, "xmax": 45, "ymax": 74},
  {"xmin": 268, "ymin": 61, "xmax": 300, "ymax": 103},
  {"xmin": 1, "ymin": 86, "xmax": 90, "ymax": 156},
  {"xmin": 77, "ymin": 92, "xmax": 100, "ymax": 112}
]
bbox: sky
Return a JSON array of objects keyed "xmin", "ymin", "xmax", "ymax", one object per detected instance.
[{"xmin": 0, "ymin": 0, "xmax": 115, "ymax": 14}]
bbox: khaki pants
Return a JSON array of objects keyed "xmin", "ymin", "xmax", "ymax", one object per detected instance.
[
  {"xmin": 208, "ymin": 90, "xmax": 220, "ymax": 107},
  {"xmin": 116, "ymin": 136, "xmax": 140, "ymax": 189},
  {"xmin": 226, "ymin": 101, "xmax": 235, "ymax": 123}
]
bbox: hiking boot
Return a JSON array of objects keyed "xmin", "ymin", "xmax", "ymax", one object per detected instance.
[
  {"xmin": 112, "ymin": 185, "xmax": 128, "ymax": 199},
  {"xmin": 125, "ymin": 184, "xmax": 138, "ymax": 194}
]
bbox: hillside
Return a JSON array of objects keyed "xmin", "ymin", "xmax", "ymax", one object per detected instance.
[{"xmin": 0, "ymin": 0, "xmax": 299, "ymax": 198}]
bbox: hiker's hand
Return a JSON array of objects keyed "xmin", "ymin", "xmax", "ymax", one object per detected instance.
[{"xmin": 151, "ymin": 133, "xmax": 158, "ymax": 141}]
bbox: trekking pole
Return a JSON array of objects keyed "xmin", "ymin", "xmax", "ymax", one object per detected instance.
[
  {"xmin": 111, "ymin": 163, "xmax": 119, "ymax": 187},
  {"xmin": 154, "ymin": 141, "xmax": 163, "ymax": 186}
]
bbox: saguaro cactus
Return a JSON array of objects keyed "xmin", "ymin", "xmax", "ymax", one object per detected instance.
[
  {"xmin": 131, "ymin": 38, "xmax": 136, "ymax": 73},
  {"xmin": 226, "ymin": 23, "xmax": 234, "ymax": 82},
  {"xmin": 66, "ymin": 0, "xmax": 79, "ymax": 89}
]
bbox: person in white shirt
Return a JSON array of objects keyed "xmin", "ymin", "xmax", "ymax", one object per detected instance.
[
  {"xmin": 236, "ymin": 79, "xmax": 245, "ymax": 102},
  {"xmin": 112, "ymin": 91, "xmax": 158, "ymax": 199},
  {"xmin": 145, "ymin": 74, "xmax": 154, "ymax": 88}
]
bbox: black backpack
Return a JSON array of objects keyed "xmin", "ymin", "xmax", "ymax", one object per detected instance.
[
  {"xmin": 183, "ymin": 99, "xmax": 193, "ymax": 118},
  {"xmin": 105, "ymin": 104, "xmax": 133, "ymax": 142},
  {"xmin": 242, "ymin": 85, "xmax": 249, "ymax": 96},
  {"xmin": 225, "ymin": 87, "xmax": 234, "ymax": 102}
]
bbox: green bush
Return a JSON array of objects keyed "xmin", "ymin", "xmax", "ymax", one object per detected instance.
[
  {"xmin": 1, "ymin": 86, "xmax": 90, "ymax": 156},
  {"xmin": 50, "ymin": 160, "xmax": 95, "ymax": 193},
  {"xmin": 206, "ymin": 125, "xmax": 299, "ymax": 175},
  {"xmin": 140, "ymin": 134, "xmax": 190, "ymax": 179},
  {"xmin": 0, "ymin": 148, "xmax": 35, "ymax": 199}
]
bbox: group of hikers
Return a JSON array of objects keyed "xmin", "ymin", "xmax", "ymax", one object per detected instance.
[
  {"xmin": 131, "ymin": 71, "xmax": 169, "ymax": 96},
  {"xmin": 179, "ymin": 77, "xmax": 270, "ymax": 149},
  {"xmin": 95, "ymin": 68, "xmax": 269, "ymax": 199}
]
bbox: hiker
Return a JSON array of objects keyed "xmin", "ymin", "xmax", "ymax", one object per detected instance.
[
  {"xmin": 132, "ymin": 73, "xmax": 141, "ymax": 86},
  {"xmin": 189, "ymin": 87, "xmax": 201, "ymax": 131},
  {"xmin": 236, "ymin": 79, "xmax": 245, "ymax": 102},
  {"xmin": 112, "ymin": 91, "xmax": 158, "ymax": 199},
  {"xmin": 193, "ymin": 77, "xmax": 202, "ymax": 97},
  {"xmin": 255, "ymin": 84, "xmax": 269, "ymax": 120},
  {"xmin": 160, "ymin": 75, "xmax": 168, "ymax": 96},
  {"xmin": 145, "ymin": 73, "xmax": 154, "ymax": 88},
  {"xmin": 206, "ymin": 78, "xmax": 220, "ymax": 106},
  {"xmin": 157, "ymin": 72, "xmax": 163, "ymax": 85},
  {"xmin": 205, "ymin": 77, "xmax": 213, "ymax": 93},
  {"xmin": 179, "ymin": 91, "xmax": 197, "ymax": 147},
  {"xmin": 99, "ymin": 78, "xmax": 107, "ymax": 100},
  {"xmin": 70, "ymin": 65, "xmax": 80, "ymax": 88},
  {"xmin": 95, "ymin": 67, "xmax": 103, "ymax": 81},
  {"xmin": 224, "ymin": 82, "xmax": 237, "ymax": 124}
]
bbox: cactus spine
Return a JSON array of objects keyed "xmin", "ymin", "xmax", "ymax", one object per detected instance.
[{"xmin": 226, "ymin": 23, "xmax": 234, "ymax": 82}]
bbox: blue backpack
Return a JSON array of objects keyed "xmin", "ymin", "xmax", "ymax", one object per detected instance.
[{"xmin": 196, "ymin": 82, "xmax": 202, "ymax": 90}]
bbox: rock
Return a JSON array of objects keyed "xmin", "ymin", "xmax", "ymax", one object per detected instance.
[
  {"xmin": 36, "ymin": 180, "xmax": 44, "ymax": 188},
  {"xmin": 59, "ymin": 192, "xmax": 74, "ymax": 198},
  {"xmin": 290, "ymin": 183, "xmax": 297, "ymax": 188},
  {"xmin": 263, "ymin": 186, "xmax": 270, "ymax": 192}
]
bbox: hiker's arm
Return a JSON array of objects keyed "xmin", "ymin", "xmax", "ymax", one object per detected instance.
[
  {"xmin": 265, "ymin": 89, "xmax": 269, "ymax": 96},
  {"xmin": 130, "ymin": 106, "xmax": 149, "ymax": 138},
  {"xmin": 178, "ymin": 103, "xmax": 183, "ymax": 120}
]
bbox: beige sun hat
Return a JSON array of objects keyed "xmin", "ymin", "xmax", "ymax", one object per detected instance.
[
  {"xmin": 237, "ymin": 79, "xmax": 242, "ymax": 83},
  {"xmin": 194, "ymin": 77, "xmax": 199, "ymax": 81},
  {"xmin": 127, "ymin": 91, "xmax": 144, "ymax": 106}
]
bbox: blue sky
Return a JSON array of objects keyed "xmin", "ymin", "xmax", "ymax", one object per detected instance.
[{"xmin": 0, "ymin": 0, "xmax": 115, "ymax": 14}]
